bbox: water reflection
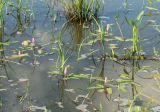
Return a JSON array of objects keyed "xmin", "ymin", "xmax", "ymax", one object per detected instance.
[
  {"xmin": 0, "ymin": 0, "xmax": 160, "ymax": 112},
  {"xmin": 61, "ymin": 22, "xmax": 85, "ymax": 47}
]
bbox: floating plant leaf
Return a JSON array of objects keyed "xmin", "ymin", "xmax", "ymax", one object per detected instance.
[
  {"xmin": 118, "ymin": 84, "xmax": 127, "ymax": 92},
  {"xmin": 106, "ymin": 88, "xmax": 112, "ymax": 95},
  {"xmin": 48, "ymin": 71, "xmax": 62, "ymax": 75},
  {"xmin": 70, "ymin": 74, "xmax": 91, "ymax": 79},
  {"xmin": 8, "ymin": 53, "xmax": 29, "ymax": 59},
  {"xmin": 120, "ymin": 73, "xmax": 129, "ymax": 79},
  {"xmin": 22, "ymin": 40, "xmax": 30, "ymax": 47},
  {"xmin": 98, "ymin": 89, "xmax": 104, "ymax": 92},
  {"xmin": 88, "ymin": 84, "xmax": 103, "ymax": 90},
  {"xmin": 153, "ymin": 74, "xmax": 160, "ymax": 79},
  {"xmin": 114, "ymin": 36, "xmax": 125, "ymax": 41}
]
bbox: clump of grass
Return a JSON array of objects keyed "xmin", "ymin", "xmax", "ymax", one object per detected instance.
[{"xmin": 61, "ymin": 0, "xmax": 104, "ymax": 23}]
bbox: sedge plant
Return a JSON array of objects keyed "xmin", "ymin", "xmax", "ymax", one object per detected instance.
[{"xmin": 61, "ymin": 0, "xmax": 104, "ymax": 23}]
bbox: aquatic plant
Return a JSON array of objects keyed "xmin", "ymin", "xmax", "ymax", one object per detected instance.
[
  {"xmin": 61, "ymin": 0, "xmax": 104, "ymax": 23},
  {"xmin": 125, "ymin": 11, "xmax": 144, "ymax": 55}
]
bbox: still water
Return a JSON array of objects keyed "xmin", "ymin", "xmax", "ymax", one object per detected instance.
[{"xmin": 0, "ymin": 0, "xmax": 160, "ymax": 112}]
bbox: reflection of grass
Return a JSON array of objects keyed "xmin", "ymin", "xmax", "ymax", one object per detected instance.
[
  {"xmin": 0, "ymin": 0, "xmax": 4, "ymax": 57},
  {"xmin": 0, "ymin": 0, "xmax": 9, "ymax": 79},
  {"xmin": 61, "ymin": 0, "xmax": 103, "ymax": 23}
]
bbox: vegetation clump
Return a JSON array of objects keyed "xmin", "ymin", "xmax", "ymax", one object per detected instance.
[{"xmin": 61, "ymin": 0, "xmax": 104, "ymax": 23}]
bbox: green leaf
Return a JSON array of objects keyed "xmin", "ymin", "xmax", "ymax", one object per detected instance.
[
  {"xmin": 114, "ymin": 10, "xmax": 120, "ymax": 20},
  {"xmin": 133, "ymin": 106, "xmax": 142, "ymax": 112},
  {"xmin": 98, "ymin": 89, "xmax": 104, "ymax": 92},
  {"xmin": 114, "ymin": 36, "xmax": 125, "ymax": 41},
  {"xmin": 136, "ymin": 11, "xmax": 144, "ymax": 21},
  {"xmin": 118, "ymin": 84, "xmax": 127, "ymax": 92},
  {"xmin": 125, "ymin": 17, "xmax": 135, "ymax": 26},
  {"xmin": 120, "ymin": 73, "xmax": 129, "ymax": 79},
  {"xmin": 123, "ymin": 68, "xmax": 129, "ymax": 75},
  {"xmin": 106, "ymin": 88, "xmax": 112, "ymax": 95},
  {"xmin": 146, "ymin": 6, "xmax": 158, "ymax": 11}
]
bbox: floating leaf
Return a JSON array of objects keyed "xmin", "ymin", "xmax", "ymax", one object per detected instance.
[
  {"xmin": 106, "ymin": 88, "xmax": 112, "ymax": 95},
  {"xmin": 8, "ymin": 53, "xmax": 29, "ymax": 59},
  {"xmin": 114, "ymin": 36, "xmax": 125, "ymax": 41},
  {"xmin": 118, "ymin": 84, "xmax": 127, "ymax": 92},
  {"xmin": 153, "ymin": 74, "xmax": 160, "ymax": 79},
  {"xmin": 22, "ymin": 40, "xmax": 30, "ymax": 47},
  {"xmin": 120, "ymin": 73, "xmax": 129, "ymax": 79},
  {"xmin": 98, "ymin": 89, "xmax": 104, "ymax": 92}
]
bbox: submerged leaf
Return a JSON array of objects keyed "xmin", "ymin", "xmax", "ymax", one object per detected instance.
[
  {"xmin": 0, "ymin": 89, "xmax": 7, "ymax": 92},
  {"xmin": 29, "ymin": 106, "xmax": 47, "ymax": 111},
  {"xmin": 55, "ymin": 102, "xmax": 64, "ymax": 108},
  {"xmin": 65, "ymin": 89, "xmax": 76, "ymax": 93},
  {"xmin": 19, "ymin": 78, "xmax": 29, "ymax": 82},
  {"xmin": 113, "ymin": 98, "xmax": 132, "ymax": 106},
  {"xmin": 76, "ymin": 104, "xmax": 89, "ymax": 112}
]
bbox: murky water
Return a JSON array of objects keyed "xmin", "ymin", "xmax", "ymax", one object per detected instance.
[{"xmin": 0, "ymin": 0, "xmax": 160, "ymax": 112}]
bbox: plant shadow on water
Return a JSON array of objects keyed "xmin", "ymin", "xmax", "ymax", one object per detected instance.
[{"xmin": 0, "ymin": 0, "xmax": 160, "ymax": 112}]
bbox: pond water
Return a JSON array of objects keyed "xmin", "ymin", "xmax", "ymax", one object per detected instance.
[{"xmin": 0, "ymin": 0, "xmax": 160, "ymax": 112}]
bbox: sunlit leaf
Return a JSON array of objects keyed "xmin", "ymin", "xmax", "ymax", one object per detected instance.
[
  {"xmin": 146, "ymin": 6, "xmax": 158, "ymax": 11},
  {"xmin": 114, "ymin": 36, "xmax": 125, "ymax": 41},
  {"xmin": 136, "ymin": 11, "xmax": 144, "ymax": 21},
  {"xmin": 118, "ymin": 84, "xmax": 127, "ymax": 92},
  {"xmin": 98, "ymin": 89, "xmax": 104, "ymax": 92},
  {"xmin": 8, "ymin": 53, "xmax": 29, "ymax": 59},
  {"xmin": 106, "ymin": 88, "xmax": 112, "ymax": 95}
]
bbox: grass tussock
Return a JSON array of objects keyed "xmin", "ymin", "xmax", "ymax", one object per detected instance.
[{"xmin": 61, "ymin": 0, "xmax": 104, "ymax": 23}]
